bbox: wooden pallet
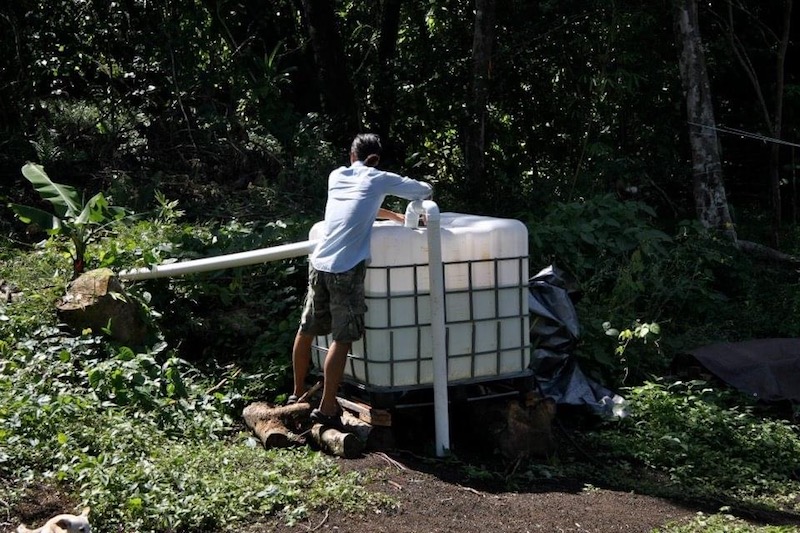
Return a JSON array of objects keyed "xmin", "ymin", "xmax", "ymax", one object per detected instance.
[{"xmin": 337, "ymin": 396, "xmax": 392, "ymax": 427}]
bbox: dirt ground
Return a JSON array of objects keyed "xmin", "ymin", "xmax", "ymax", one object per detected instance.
[{"xmin": 246, "ymin": 450, "xmax": 700, "ymax": 533}]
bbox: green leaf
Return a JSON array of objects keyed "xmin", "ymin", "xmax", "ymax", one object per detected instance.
[
  {"xmin": 77, "ymin": 192, "xmax": 107, "ymax": 225},
  {"xmin": 20, "ymin": 163, "xmax": 81, "ymax": 218},
  {"xmin": 127, "ymin": 497, "xmax": 143, "ymax": 510},
  {"xmin": 8, "ymin": 203, "xmax": 62, "ymax": 231}
]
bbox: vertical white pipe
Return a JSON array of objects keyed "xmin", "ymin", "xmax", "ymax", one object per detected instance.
[{"xmin": 406, "ymin": 200, "xmax": 450, "ymax": 456}]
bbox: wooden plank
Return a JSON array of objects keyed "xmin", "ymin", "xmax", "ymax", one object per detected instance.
[{"xmin": 337, "ymin": 397, "xmax": 392, "ymax": 427}]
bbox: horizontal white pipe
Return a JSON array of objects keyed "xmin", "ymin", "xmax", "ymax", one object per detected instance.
[{"xmin": 118, "ymin": 239, "xmax": 319, "ymax": 281}]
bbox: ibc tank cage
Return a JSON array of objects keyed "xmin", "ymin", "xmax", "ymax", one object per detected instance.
[{"xmin": 309, "ymin": 212, "xmax": 532, "ymax": 393}]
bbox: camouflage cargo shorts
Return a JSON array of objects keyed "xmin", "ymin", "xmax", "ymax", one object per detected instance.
[{"xmin": 299, "ymin": 261, "xmax": 367, "ymax": 343}]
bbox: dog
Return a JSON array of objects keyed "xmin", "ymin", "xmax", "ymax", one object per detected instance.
[{"xmin": 17, "ymin": 507, "xmax": 91, "ymax": 533}]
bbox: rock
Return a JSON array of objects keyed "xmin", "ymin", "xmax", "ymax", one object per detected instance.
[
  {"xmin": 0, "ymin": 279, "xmax": 22, "ymax": 303},
  {"xmin": 56, "ymin": 268, "xmax": 148, "ymax": 345}
]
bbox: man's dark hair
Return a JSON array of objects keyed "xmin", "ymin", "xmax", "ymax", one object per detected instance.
[{"xmin": 351, "ymin": 133, "xmax": 382, "ymax": 166}]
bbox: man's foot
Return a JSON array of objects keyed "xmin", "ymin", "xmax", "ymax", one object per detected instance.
[{"xmin": 310, "ymin": 408, "xmax": 344, "ymax": 430}]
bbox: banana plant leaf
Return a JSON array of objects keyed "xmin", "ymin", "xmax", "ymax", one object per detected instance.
[
  {"xmin": 20, "ymin": 162, "xmax": 81, "ymax": 218},
  {"xmin": 7, "ymin": 203, "xmax": 63, "ymax": 232}
]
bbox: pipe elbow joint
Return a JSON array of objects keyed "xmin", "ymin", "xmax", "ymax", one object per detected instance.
[{"xmin": 404, "ymin": 200, "xmax": 440, "ymax": 228}]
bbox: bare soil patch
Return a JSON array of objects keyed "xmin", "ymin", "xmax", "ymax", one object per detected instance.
[{"xmin": 246, "ymin": 451, "xmax": 700, "ymax": 533}]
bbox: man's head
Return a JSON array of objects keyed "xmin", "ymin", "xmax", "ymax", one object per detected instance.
[{"xmin": 350, "ymin": 133, "xmax": 382, "ymax": 167}]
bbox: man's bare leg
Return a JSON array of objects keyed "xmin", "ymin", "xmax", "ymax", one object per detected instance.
[
  {"xmin": 292, "ymin": 331, "xmax": 314, "ymax": 398},
  {"xmin": 319, "ymin": 340, "xmax": 351, "ymax": 416}
]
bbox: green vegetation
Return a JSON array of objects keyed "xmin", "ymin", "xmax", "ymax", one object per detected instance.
[
  {"xmin": 5, "ymin": 177, "xmax": 800, "ymax": 530},
  {"xmin": 0, "ymin": 219, "xmax": 382, "ymax": 531},
  {"xmin": 655, "ymin": 512, "xmax": 799, "ymax": 533},
  {"xmin": 5, "ymin": 180, "xmax": 800, "ymax": 531},
  {"xmin": 10, "ymin": 163, "xmax": 128, "ymax": 277},
  {"xmin": 2, "ymin": 1, "xmax": 799, "ymax": 531},
  {"xmin": 574, "ymin": 380, "xmax": 800, "ymax": 511}
]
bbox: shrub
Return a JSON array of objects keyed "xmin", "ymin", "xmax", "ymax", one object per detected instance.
[
  {"xmin": 0, "ymin": 324, "xmax": 374, "ymax": 531},
  {"xmin": 584, "ymin": 380, "xmax": 800, "ymax": 510}
]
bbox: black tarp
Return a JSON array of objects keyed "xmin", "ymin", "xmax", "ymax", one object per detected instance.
[
  {"xmin": 528, "ymin": 265, "xmax": 625, "ymax": 418},
  {"xmin": 686, "ymin": 338, "xmax": 800, "ymax": 402}
]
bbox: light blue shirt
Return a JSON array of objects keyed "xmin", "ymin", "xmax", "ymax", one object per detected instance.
[{"xmin": 310, "ymin": 161, "xmax": 432, "ymax": 273}]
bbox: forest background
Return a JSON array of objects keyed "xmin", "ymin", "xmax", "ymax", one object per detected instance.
[
  {"xmin": 1, "ymin": 1, "xmax": 800, "ymax": 532},
  {"xmin": 3, "ymin": 0, "xmax": 800, "ymax": 381}
]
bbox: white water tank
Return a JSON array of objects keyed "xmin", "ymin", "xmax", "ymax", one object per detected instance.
[{"xmin": 309, "ymin": 212, "xmax": 531, "ymax": 392}]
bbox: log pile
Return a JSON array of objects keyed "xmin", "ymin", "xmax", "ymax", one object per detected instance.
[{"xmin": 242, "ymin": 384, "xmax": 372, "ymax": 459}]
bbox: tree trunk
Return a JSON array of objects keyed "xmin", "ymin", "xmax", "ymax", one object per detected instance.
[
  {"xmin": 370, "ymin": 0, "xmax": 403, "ymax": 165},
  {"xmin": 723, "ymin": 0, "xmax": 792, "ymax": 247},
  {"xmin": 674, "ymin": 0, "xmax": 735, "ymax": 239},
  {"xmin": 464, "ymin": 0, "xmax": 496, "ymax": 208},
  {"xmin": 769, "ymin": 0, "xmax": 792, "ymax": 245},
  {"xmin": 300, "ymin": 0, "xmax": 361, "ymax": 147}
]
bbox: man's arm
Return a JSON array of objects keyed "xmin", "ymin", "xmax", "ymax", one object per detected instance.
[{"xmin": 377, "ymin": 207, "xmax": 405, "ymax": 223}]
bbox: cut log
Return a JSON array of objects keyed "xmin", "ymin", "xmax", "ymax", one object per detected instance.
[
  {"xmin": 340, "ymin": 410, "xmax": 372, "ymax": 442},
  {"xmin": 310, "ymin": 423, "xmax": 364, "ymax": 458},
  {"xmin": 242, "ymin": 401, "xmax": 311, "ymax": 448}
]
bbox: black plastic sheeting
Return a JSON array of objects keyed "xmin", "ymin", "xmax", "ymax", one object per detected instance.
[
  {"xmin": 528, "ymin": 265, "xmax": 625, "ymax": 418},
  {"xmin": 686, "ymin": 339, "xmax": 800, "ymax": 402}
]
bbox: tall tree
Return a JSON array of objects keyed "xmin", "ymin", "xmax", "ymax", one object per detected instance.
[
  {"xmin": 0, "ymin": 2, "xmax": 31, "ymax": 180},
  {"xmin": 300, "ymin": 0, "xmax": 361, "ymax": 147},
  {"xmin": 674, "ymin": 0, "xmax": 736, "ymax": 238},
  {"xmin": 720, "ymin": 0, "xmax": 793, "ymax": 245},
  {"xmin": 464, "ymin": 0, "xmax": 496, "ymax": 208},
  {"xmin": 370, "ymin": 0, "xmax": 403, "ymax": 165}
]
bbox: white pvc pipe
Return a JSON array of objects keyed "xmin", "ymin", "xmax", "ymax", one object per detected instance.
[
  {"xmin": 405, "ymin": 200, "xmax": 450, "ymax": 457},
  {"xmin": 118, "ymin": 239, "xmax": 319, "ymax": 281}
]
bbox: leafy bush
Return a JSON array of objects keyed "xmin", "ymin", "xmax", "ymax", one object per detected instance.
[
  {"xmin": 0, "ymin": 194, "xmax": 379, "ymax": 530},
  {"xmin": 91, "ymin": 199, "xmax": 310, "ymax": 394},
  {"xmin": 528, "ymin": 194, "xmax": 673, "ymax": 288},
  {"xmin": 583, "ymin": 380, "xmax": 800, "ymax": 511},
  {"xmin": 525, "ymin": 194, "xmax": 800, "ymax": 387},
  {"xmin": 0, "ymin": 324, "xmax": 375, "ymax": 531},
  {"xmin": 527, "ymin": 195, "xmax": 742, "ymax": 384},
  {"xmin": 656, "ymin": 512, "xmax": 800, "ymax": 533}
]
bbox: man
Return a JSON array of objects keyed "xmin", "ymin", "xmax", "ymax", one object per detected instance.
[{"xmin": 290, "ymin": 133, "xmax": 432, "ymax": 427}]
